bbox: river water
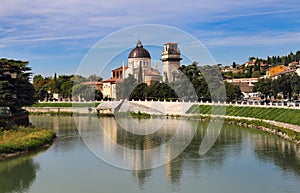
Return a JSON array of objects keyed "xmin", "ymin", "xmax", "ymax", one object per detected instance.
[{"xmin": 1, "ymin": 115, "xmax": 300, "ymax": 193}]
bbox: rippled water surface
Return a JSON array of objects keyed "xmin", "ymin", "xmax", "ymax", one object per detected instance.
[{"xmin": 0, "ymin": 115, "xmax": 300, "ymax": 193}]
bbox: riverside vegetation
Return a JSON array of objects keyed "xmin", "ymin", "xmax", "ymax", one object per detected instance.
[
  {"xmin": 187, "ymin": 104, "xmax": 300, "ymax": 142},
  {"xmin": 30, "ymin": 102, "xmax": 100, "ymax": 107},
  {"xmin": 0, "ymin": 126, "xmax": 56, "ymax": 158}
]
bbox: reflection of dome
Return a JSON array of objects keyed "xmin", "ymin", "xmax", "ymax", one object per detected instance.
[{"xmin": 128, "ymin": 40, "xmax": 151, "ymax": 58}]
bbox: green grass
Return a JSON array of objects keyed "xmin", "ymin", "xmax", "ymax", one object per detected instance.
[
  {"xmin": 114, "ymin": 111, "xmax": 151, "ymax": 118},
  {"xmin": 187, "ymin": 105, "xmax": 300, "ymax": 126},
  {"xmin": 0, "ymin": 127, "xmax": 56, "ymax": 154},
  {"xmin": 30, "ymin": 102, "xmax": 100, "ymax": 107},
  {"xmin": 224, "ymin": 117, "xmax": 300, "ymax": 141}
]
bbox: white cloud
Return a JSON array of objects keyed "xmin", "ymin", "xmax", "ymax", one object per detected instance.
[
  {"xmin": 202, "ymin": 32, "xmax": 300, "ymax": 47},
  {"xmin": 1, "ymin": 0, "xmax": 300, "ymax": 70}
]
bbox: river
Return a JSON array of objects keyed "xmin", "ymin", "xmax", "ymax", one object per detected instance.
[{"xmin": 0, "ymin": 115, "xmax": 300, "ymax": 193}]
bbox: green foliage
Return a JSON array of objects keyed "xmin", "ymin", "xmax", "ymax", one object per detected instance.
[
  {"xmin": 119, "ymin": 62, "xmax": 239, "ymax": 102},
  {"xmin": 87, "ymin": 74, "xmax": 102, "ymax": 82},
  {"xmin": 177, "ymin": 62, "xmax": 209, "ymax": 101},
  {"xmin": 224, "ymin": 82, "xmax": 243, "ymax": 101},
  {"xmin": 72, "ymin": 84, "xmax": 103, "ymax": 101},
  {"xmin": 224, "ymin": 117, "xmax": 300, "ymax": 140},
  {"xmin": 187, "ymin": 105, "xmax": 300, "ymax": 141},
  {"xmin": 129, "ymin": 82, "xmax": 178, "ymax": 101},
  {"xmin": 116, "ymin": 74, "xmax": 137, "ymax": 99},
  {"xmin": 33, "ymin": 73, "xmax": 103, "ymax": 101},
  {"xmin": 0, "ymin": 58, "xmax": 36, "ymax": 112},
  {"xmin": 30, "ymin": 102, "xmax": 100, "ymax": 107},
  {"xmin": 187, "ymin": 104, "xmax": 300, "ymax": 126},
  {"xmin": 253, "ymin": 78, "xmax": 272, "ymax": 98},
  {"xmin": 138, "ymin": 63, "xmax": 143, "ymax": 83},
  {"xmin": 0, "ymin": 126, "xmax": 56, "ymax": 153}
]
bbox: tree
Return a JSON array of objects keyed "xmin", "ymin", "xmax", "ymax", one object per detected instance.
[
  {"xmin": 146, "ymin": 82, "xmax": 178, "ymax": 100},
  {"xmin": 177, "ymin": 62, "xmax": 208, "ymax": 101},
  {"xmin": 291, "ymin": 74, "xmax": 300, "ymax": 96},
  {"xmin": 87, "ymin": 74, "xmax": 102, "ymax": 82},
  {"xmin": 71, "ymin": 75, "xmax": 87, "ymax": 84},
  {"xmin": 61, "ymin": 81, "xmax": 73, "ymax": 99},
  {"xmin": 72, "ymin": 84, "xmax": 102, "ymax": 101},
  {"xmin": 278, "ymin": 74, "xmax": 293, "ymax": 99},
  {"xmin": 225, "ymin": 82, "xmax": 243, "ymax": 101},
  {"xmin": 251, "ymin": 71, "xmax": 261, "ymax": 78},
  {"xmin": 138, "ymin": 63, "xmax": 143, "ymax": 83},
  {"xmin": 130, "ymin": 83, "xmax": 148, "ymax": 100},
  {"xmin": 232, "ymin": 62, "xmax": 236, "ymax": 68},
  {"xmin": 0, "ymin": 59, "xmax": 36, "ymax": 112},
  {"xmin": 253, "ymin": 78, "xmax": 272, "ymax": 99},
  {"xmin": 116, "ymin": 74, "xmax": 137, "ymax": 99}
]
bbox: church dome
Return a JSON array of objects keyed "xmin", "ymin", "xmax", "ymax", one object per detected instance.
[{"xmin": 128, "ymin": 40, "xmax": 151, "ymax": 58}]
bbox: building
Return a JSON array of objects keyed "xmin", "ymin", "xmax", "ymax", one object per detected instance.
[
  {"xmin": 124, "ymin": 39, "xmax": 161, "ymax": 84},
  {"xmin": 102, "ymin": 40, "xmax": 182, "ymax": 99},
  {"xmin": 81, "ymin": 81, "xmax": 103, "ymax": 91},
  {"xmin": 266, "ymin": 65, "xmax": 294, "ymax": 78},
  {"xmin": 225, "ymin": 78, "xmax": 259, "ymax": 98},
  {"xmin": 161, "ymin": 42, "xmax": 182, "ymax": 82},
  {"xmin": 102, "ymin": 78, "xmax": 117, "ymax": 99}
]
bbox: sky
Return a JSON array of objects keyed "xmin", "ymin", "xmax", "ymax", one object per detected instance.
[{"xmin": 1, "ymin": 0, "xmax": 300, "ymax": 78}]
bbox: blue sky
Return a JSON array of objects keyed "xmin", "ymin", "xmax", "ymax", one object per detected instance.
[{"xmin": 1, "ymin": 0, "xmax": 300, "ymax": 78}]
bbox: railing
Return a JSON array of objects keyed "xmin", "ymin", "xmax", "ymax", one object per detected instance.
[{"xmin": 37, "ymin": 99, "xmax": 300, "ymax": 109}]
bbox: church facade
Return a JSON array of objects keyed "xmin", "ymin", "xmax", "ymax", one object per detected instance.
[{"xmin": 101, "ymin": 40, "xmax": 182, "ymax": 99}]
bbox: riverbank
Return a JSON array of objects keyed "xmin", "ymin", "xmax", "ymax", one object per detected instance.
[
  {"xmin": 0, "ymin": 126, "xmax": 56, "ymax": 160},
  {"xmin": 186, "ymin": 115, "xmax": 300, "ymax": 143},
  {"xmin": 25, "ymin": 102, "xmax": 300, "ymax": 144}
]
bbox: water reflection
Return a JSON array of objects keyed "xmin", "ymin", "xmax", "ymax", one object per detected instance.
[
  {"xmin": 30, "ymin": 116, "xmax": 81, "ymax": 153},
  {"xmin": 74, "ymin": 116, "xmax": 300, "ymax": 187},
  {"xmin": 76, "ymin": 116, "xmax": 196, "ymax": 170},
  {"xmin": 0, "ymin": 154, "xmax": 39, "ymax": 193},
  {"xmin": 254, "ymin": 135, "xmax": 300, "ymax": 175},
  {"xmin": 2, "ymin": 115, "xmax": 299, "ymax": 193}
]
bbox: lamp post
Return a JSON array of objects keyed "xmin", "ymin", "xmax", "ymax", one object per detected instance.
[{"xmin": 47, "ymin": 90, "xmax": 51, "ymax": 102}]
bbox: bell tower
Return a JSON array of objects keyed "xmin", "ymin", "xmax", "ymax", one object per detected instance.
[{"xmin": 161, "ymin": 42, "xmax": 182, "ymax": 82}]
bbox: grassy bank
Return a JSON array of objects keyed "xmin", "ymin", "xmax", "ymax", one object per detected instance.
[
  {"xmin": 187, "ymin": 105, "xmax": 300, "ymax": 126},
  {"xmin": 30, "ymin": 102, "xmax": 100, "ymax": 107},
  {"xmin": 0, "ymin": 126, "xmax": 56, "ymax": 156},
  {"xmin": 223, "ymin": 117, "xmax": 300, "ymax": 142},
  {"xmin": 28, "ymin": 111, "xmax": 74, "ymax": 116}
]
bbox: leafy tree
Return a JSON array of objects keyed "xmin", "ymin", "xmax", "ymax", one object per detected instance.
[
  {"xmin": 291, "ymin": 74, "xmax": 300, "ymax": 96},
  {"xmin": 138, "ymin": 63, "xmax": 143, "ymax": 83},
  {"xmin": 251, "ymin": 71, "xmax": 261, "ymax": 78},
  {"xmin": 71, "ymin": 75, "xmax": 87, "ymax": 84},
  {"xmin": 130, "ymin": 83, "xmax": 148, "ymax": 100},
  {"xmin": 225, "ymin": 82, "xmax": 243, "ymax": 101},
  {"xmin": 0, "ymin": 59, "xmax": 36, "ymax": 112},
  {"xmin": 87, "ymin": 74, "xmax": 102, "ymax": 82},
  {"xmin": 278, "ymin": 74, "xmax": 293, "ymax": 99},
  {"xmin": 61, "ymin": 81, "xmax": 73, "ymax": 99},
  {"xmin": 147, "ymin": 82, "xmax": 178, "ymax": 100},
  {"xmin": 232, "ymin": 62, "xmax": 236, "ymax": 68},
  {"xmin": 116, "ymin": 74, "xmax": 137, "ymax": 99},
  {"xmin": 72, "ymin": 84, "xmax": 102, "ymax": 101},
  {"xmin": 253, "ymin": 78, "xmax": 272, "ymax": 99}
]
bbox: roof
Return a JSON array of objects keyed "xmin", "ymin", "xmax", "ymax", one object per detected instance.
[
  {"xmin": 128, "ymin": 40, "xmax": 151, "ymax": 59},
  {"xmin": 164, "ymin": 42, "xmax": 177, "ymax": 45},
  {"xmin": 112, "ymin": 66, "xmax": 128, "ymax": 72},
  {"xmin": 81, "ymin": 81, "xmax": 103, "ymax": 85},
  {"xmin": 102, "ymin": 78, "xmax": 117, "ymax": 83},
  {"xmin": 146, "ymin": 70, "xmax": 161, "ymax": 76}
]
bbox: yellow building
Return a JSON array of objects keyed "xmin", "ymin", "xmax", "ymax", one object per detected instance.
[
  {"xmin": 267, "ymin": 65, "xmax": 286, "ymax": 77},
  {"xmin": 102, "ymin": 78, "xmax": 116, "ymax": 99}
]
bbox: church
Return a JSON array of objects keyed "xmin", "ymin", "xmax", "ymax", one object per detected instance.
[{"xmin": 102, "ymin": 40, "xmax": 182, "ymax": 99}]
